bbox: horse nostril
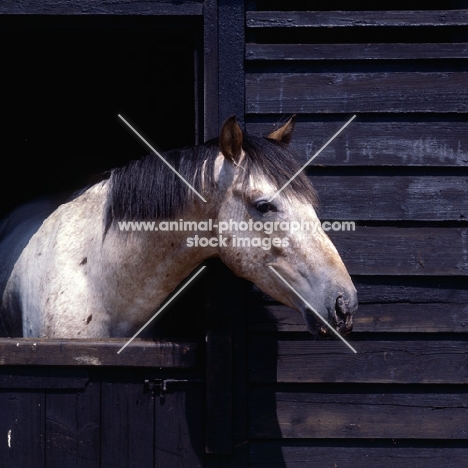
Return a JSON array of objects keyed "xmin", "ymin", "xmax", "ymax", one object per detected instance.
[
  {"xmin": 335, "ymin": 294, "xmax": 349, "ymax": 319},
  {"xmin": 333, "ymin": 294, "xmax": 355, "ymax": 333}
]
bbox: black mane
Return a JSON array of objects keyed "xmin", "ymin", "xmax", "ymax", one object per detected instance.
[{"xmin": 105, "ymin": 135, "xmax": 317, "ymax": 230}]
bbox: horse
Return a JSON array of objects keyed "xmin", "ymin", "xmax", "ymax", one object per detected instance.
[{"xmin": 0, "ymin": 115, "xmax": 357, "ymax": 338}]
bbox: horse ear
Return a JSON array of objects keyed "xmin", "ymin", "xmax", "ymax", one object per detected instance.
[
  {"xmin": 268, "ymin": 115, "xmax": 296, "ymax": 145},
  {"xmin": 219, "ymin": 115, "xmax": 243, "ymax": 163}
]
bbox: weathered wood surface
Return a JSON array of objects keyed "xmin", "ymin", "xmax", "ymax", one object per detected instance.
[
  {"xmin": 246, "ymin": 119, "xmax": 468, "ymax": 167},
  {"xmin": 353, "ymin": 276, "xmax": 468, "ymax": 303},
  {"xmin": 205, "ymin": 264, "xmax": 234, "ymax": 456},
  {"xmin": 249, "ymin": 303, "xmax": 468, "ymax": 333},
  {"xmin": 0, "ymin": 367, "xmax": 204, "ymax": 468},
  {"xmin": 309, "ymin": 175, "xmax": 468, "ymax": 221},
  {"xmin": 245, "ymin": 4, "xmax": 468, "ymax": 466},
  {"xmin": 46, "ymin": 380, "xmax": 100, "ymax": 467},
  {"xmin": 251, "ymin": 276, "xmax": 468, "ymax": 304},
  {"xmin": 155, "ymin": 385, "xmax": 204, "ymax": 468},
  {"xmin": 246, "ymin": 72, "xmax": 468, "ymax": 113},
  {"xmin": 246, "ymin": 43, "xmax": 468, "ymax": 61},
  {"xmin": 250, "ymin": 442, "xmax": 468, "ymax": 468},
  {"xmin": 203, "ymin": 0, "xmax": 219, "ymax": 140},
  {"xmin": 217, "ymin": 0, "xmax": 245, "ymax": 125},
  {"xmin": 249, "ymin": 338, "xmax": 468, "ymax": 383},
  {"xmin": 329, "ymin": 227, "xmax": 468, "ymax": 276},
  {"xmin": 101, "ymin": 375, "xmax": 155, "ymax": 467},
  {"xmin": 250, "ymin": 389, "xmax": 468, "ymax": 439},
  {"xmin": 205, "ymin": 261, "xmax": 250, "ymax": 462},
  {"xmin": 0, "ymin": 391, "xmax": 45, "ymax": 467},
  {"xmin": 0, "ymin": 0, "xmax": 203, "ymax": 15},
  {"xmin": 0, "ymin": 367, "xmax": 90, "ymax": 389},
  {"xmin": 247, "ymin": 10, "xmax": 468, "ymax": 28},
  {"xmin": 250, "ymin": 390, "xmax": 468, "ymax": 440},
  {"xmin": 0, "ymin": 339, "xmax": 198, "ymax": 368}
]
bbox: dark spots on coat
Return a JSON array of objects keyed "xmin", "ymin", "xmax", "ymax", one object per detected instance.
[
  {"xmin": 80, "ymin": 257, "xmax": 88, "ymax": 265},
  {"xmin": 86, "ymin": 315, "xmax": 92, "ymax": 324}
]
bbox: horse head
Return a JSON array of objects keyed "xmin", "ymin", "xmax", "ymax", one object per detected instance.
[{"xmin": 210, "ymin": 116, "xmax": 357, "ymax": 336}]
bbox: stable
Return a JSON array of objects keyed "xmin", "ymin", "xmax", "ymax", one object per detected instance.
[{"xmin": 0, "ymin": 1, "xmax": 467, "ymax": 467}]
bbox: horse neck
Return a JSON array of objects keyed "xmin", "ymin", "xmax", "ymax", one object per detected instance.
[{"xmin": 95, "ymin": 193, "xmax": 219, "ymax": 319}]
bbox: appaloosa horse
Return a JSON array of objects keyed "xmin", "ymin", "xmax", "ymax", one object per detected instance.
[{"xmin": 0, "ymin": 116, "xmax": 357, "ymax": 338}]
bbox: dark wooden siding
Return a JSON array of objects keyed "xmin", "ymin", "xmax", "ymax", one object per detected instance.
[
  {"xmin": 245, "ymin": 2, "xmax": 468, "ymax": 467},
  {"xmin": 2, "ymin": 1, "xmax": 468, "ymax": 466},
  {"xmin": 0, "ymin": 341, "xmax": 204, "ymax": 467}
]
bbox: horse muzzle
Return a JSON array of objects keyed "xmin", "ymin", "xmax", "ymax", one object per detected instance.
[{"xmin": 306, "ymin": 292, "xmax": 357, "ymax": 337}]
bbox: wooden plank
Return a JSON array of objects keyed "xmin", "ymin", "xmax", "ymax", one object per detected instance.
[
  {"xmin": 329, "ymin": 227, "xmax": 468, "ymax": 276},
  {"xmin": 246, "ymin": 119, "xmax": 468, "ymax": 167},
  {"xmin": 352, "ymin": 276, "xmax": 468, "ymax": 303},
  {"xmin": 310, "ymin": 175, "xmax": 468, "ymax": 221},
  {"xmin": 205, "ymin": 260, "xmax": 250, "ymax": 466},
  {"xmin": 155, "ymin": 386, "xmax": 204, "ymax": 468},
  {"xmin": 205, "ymin": 263, "xmax": 233, "ymax": 456},
  {"xmin": 250, "ymin": 442, "xmax": 468, "ymax": 468},
  {"xmin": 45, "ymin": 379, "xmax": 100, "ymax": 468},
  {"xmin": 203, "ymin": 0, "xmax": 219, "ymax": 140},
  {"xmin": 249, "ymin": 303, "xmax": 468, "ymax": 333},
  {"xmin": 246, "ymin": 72, "xmax": 468, "ymax": 113},
  {"xmin": 0, "ymin": 368, "xmax": 89, "ymax": 389},
  {"xmin": 246, "ymin": 43, "xmax": 468, "ymax": 61},
  {"xmin": 218, "ymin": 0, "xmax": 245, "ymax": 125},
  {"xmin": 0, "ymin": 0, "xmax": 203, "ymax": 15},
  {"xmin": 101, "ymin": 372, "xmax": 155, "ymax": 468},
  {"xmin": 249, "ymin": 338, "xmax": 468, "ymax": 383},
  {"xmin": 0, "ymin": 391, "xmax": 45, "ymax": 466},
  {"xmin": 250, "ymin": 276, "xmax": 468, "ymax": 304},
  {"xmin": 250, "ymin": 389, "xmax": 468, "ymax": 439},
  {"xmin": 246, "ymin": 11, "xmax": 468, "ymax": 28},
  {"xmin": 0, "ymin": 339, "xmax": 198, "ymax": 368}
]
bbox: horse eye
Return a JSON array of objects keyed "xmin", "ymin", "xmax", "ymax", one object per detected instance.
[{"xmin": 255, "ymin": 201, "xmax": 275, "ymax": 214}]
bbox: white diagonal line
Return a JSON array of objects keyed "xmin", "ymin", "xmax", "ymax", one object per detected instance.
[
  {"xmin": 118, "ymin": 114, "xmax": 207, "ymax": 203},
  {"xmin": 268, "ymin": 266, "xmax": 357, "ymax": 353},
  {"xmin": 268, "ymin": 114, "xmax": 356, "ymax": 202},
  {"xmin": 117, "ymin": 265, "xmax": 207, "ymax": 354}
]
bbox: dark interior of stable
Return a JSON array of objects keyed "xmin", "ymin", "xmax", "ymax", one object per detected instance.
[
  {"xmin": 0, "ymin": 16, "xmax": 199, "ymax": 219},
  {"xmin": 0, "ymin": 15, "xmax": 205, "ymax": 339}
]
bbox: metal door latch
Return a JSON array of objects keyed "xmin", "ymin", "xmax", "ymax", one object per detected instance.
[{"xmin": 144, "ymin": 378, "xmax": 204, "ymax": 402}]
